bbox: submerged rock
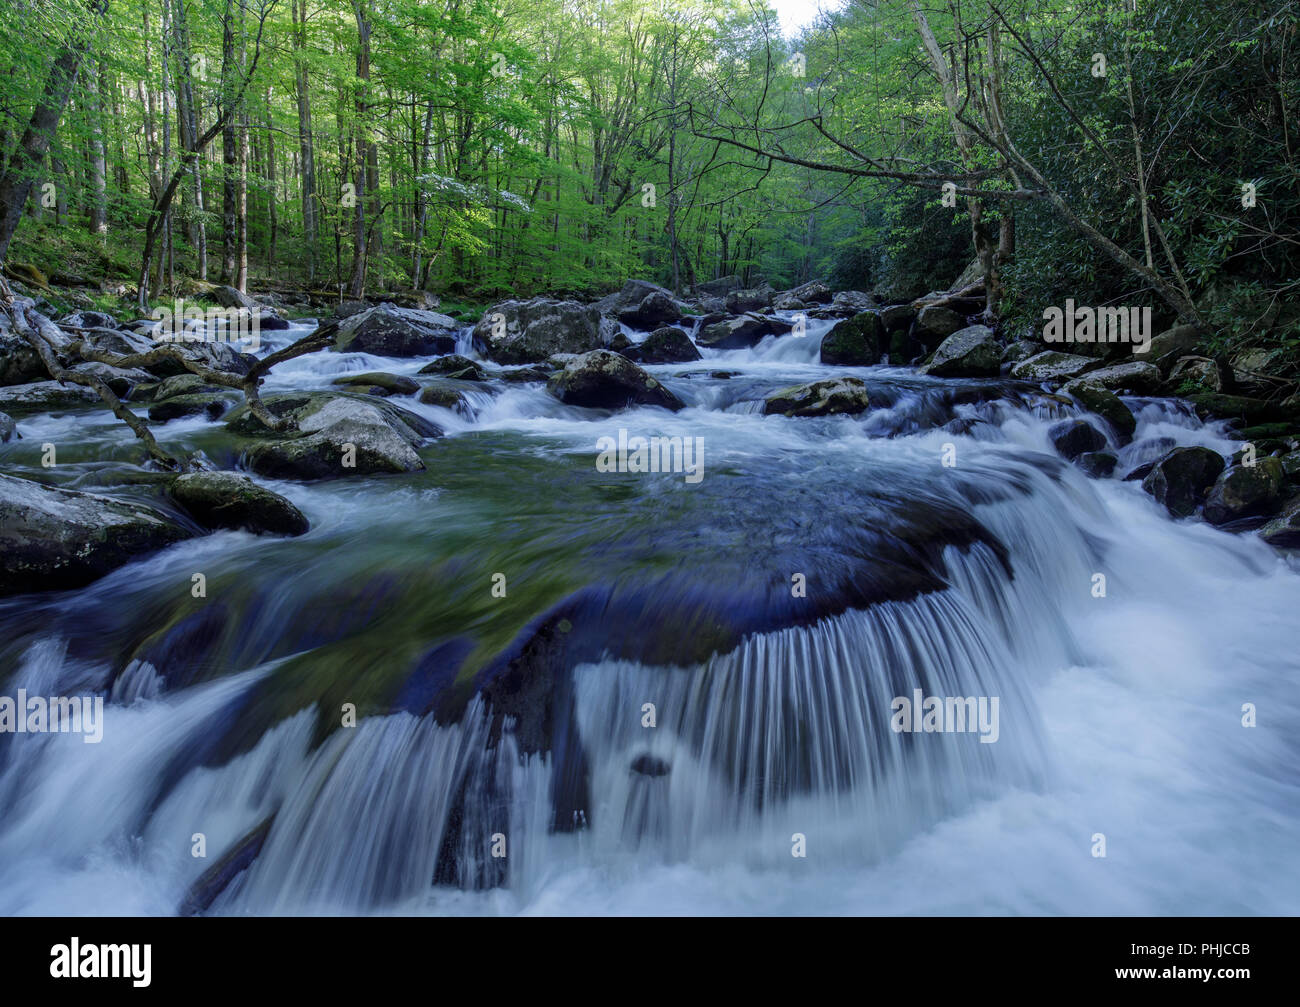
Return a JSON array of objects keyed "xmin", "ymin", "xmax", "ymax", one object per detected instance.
[
  {"xmin": 0, "ymin": 472, "xmax": 195, "ymax": 596},
  {"xmin": 547, "ymin": 350, "xmax": 685, "ymax": 411},
  {"xmin": 169, "ymin": 471, "xmax": 310, "ymax": 536},
  {"xmin": 1141, "ymin": 447, "xmax": 1226, "ymax": 517},
  {"xmin": 764, "ymin": 377, "xmax": 870, "ymax": 417}
]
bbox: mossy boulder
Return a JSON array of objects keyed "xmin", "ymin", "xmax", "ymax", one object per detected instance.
[
  {"xmin": 169, "ymin": 471, "xmax": 310, "ymax": 536},
  {"xmin": 820, "ymin": 312, "xmax": 883, "ymax": 366},
  {"xmin": 331, "ymin": 372, "xmax": 420, "ymax": 397},
  {"xmin": 632, "ymin": 326, "xmax": 701, "ymax": 364},
  {"xmin": 1142, "ymin": 447, "xmax": 1226, "ymax": 518},
  {"xmin": 1203, "ymin": 459, "xmax": 1286, "ymax": 525},
  {"xmin": 920, "ymin": 324, "xmax": 999, "ymax": 377},
  {"xmin": 547, "ymin": 350, "xmax": 685, "ymax": 411},
  {"xmin": 473, "ymin": 298, "xmax": 609, "ymax": 364},
  {"xmin": 1068, "ymin": 383, "xmax": 1136, "ymax": 442},
  {"xmin": 764, "ymin": 377, "xmax": 870, "ymax": 417}
]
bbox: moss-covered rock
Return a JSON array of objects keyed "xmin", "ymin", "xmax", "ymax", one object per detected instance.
[
  {"xmin": 1068, "ymin": 383, "xmax": 1136, "ymax": 442},
  {"xmin": 1142, "ymin": 447, "xmax": 1226, "ymax": 518},
  {"xmin": 820, "ymin": 311, "xmax": 883, "ymax": 366},
  {"xmin": 331, "ymin": 372, "xmax": 419, "ymax": 396},
  {"xmin": 1203, "ymin": 459, "xmax": 1286, "ymax": 525},
  {"xmin": 919, "ymin": 324, "xmax": 999, "ymax": 377},
  {"xmin": 547, "ymin": 350, "xmax": 685, "ymax": 411},
  {"xmin": 764, "ymin": 377, "xmax": 870, "ymax": 417},
  {"xmin": 169, "ymin": 471, "xmax": 310, "ymax": 536}
]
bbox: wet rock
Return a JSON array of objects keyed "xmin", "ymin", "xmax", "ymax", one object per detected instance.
[
  {"xmin": 0, "ymin": 411, "xmax": 14, "ymax": 442},
  {"xmin": 148, "ymin": 393, "xmax": 234, "ymax": 422},
  {"xmin": 920, "ymin": 325, "xmax": 1000, "ymax": 377},
  {"xmin": 764, "ymin": 377, "xmax": 870, "ymax": 417},
  {"xmin": 418, "ymin": 385, "xmax": 469, "ymax": 412},
  {"xmin": 150, "ymin": 373, "xmax": 221, "ymax": 401},
  {"xmin": 1259, "ymin": 495, "xmax": 1300, "ymax": 548},
  {"xmin": 1068, "ymin": 383, "xmax": 1136, "ymax": 443},
  {"xmin": 233, "ymin": 393, "xmax": 436, "ymax": 479},
  {"xmin": 1188, "ymin": 392, "xmax": 1298, "ymax": 426},
  {"xmin": 618, "ymin": 290, "xmax": 683, "ymax": 329},
  {"xmin": 820, "ymin": 312, "xmax": 884, "ymax": 366},
  {"xmin": 1066, "ymin": 360, "xmax": 1164, "ymax": 395},
  {"xmin": 473, "ymin": 298, "xmax": 609, "ymax": 364},
  {"xmin": 0, "ymin": 380, "xmax": 100, "ymax": 415},
  {"xmin": 1203, "ymin": 459, "xmax": 1286, "ymax": 525},
  {"xmin": 725, "ymin": 286, "xmax": 773, "ymax": 313},
  {"xmin": 418, "ymin": 355, "xmax": 485, "ymax": 381},
  {"xmin": 332, "ymin": 303, "xmax": 460, "ymax": 356},
  {"xmin": 178, "ymin": 816, "xmax": 275, "ymax": 916},
  {"xmin": 630, "ymin": 754, "xmax": 671, "ymax": 777},
  {"xmin": 1141, "ymin": 447, "xmax": 1226, "ymax": 517},
  {"xmin": 1076, "ymin": 451, "xmax": 1118, "ymax": 478},
  {"xmin": 547, "ymin": 350, "xmax": 685, "ymax": 411},
  {"xmin": 212, "ymin": 285, "xmax": 258, "ymax": 310},
  {"xmin": 69, "ymin": 361, "xmax": 153, "ymax": 398},
  {"xmin": 915, "ymin": 304, "xmax": 965, "ymax": 341},
  {"xmin": 0, "ymin": 472, "xmax": 195, "ymax": 596},
  {"xmin": 169, "ymin": 471, "xmax": 309, "ymax": 537},
  {"xmin": 696, "ymin": 313, "xmax": 772, "ymax": 350},
  {"xmin": 1011, "ymin": 351, "xmax": 1103, "ymax": 383},
  {"xmin": 331, "ymin": 372, "xmax": 419, "ymax": 397},
  {"xmin": 880, "ymin": 303, "xmax": 916, "ymax": 332},
  {"xmin": 632, "ymin": 326, "xmax": 701, "ymax": 364},
  {"xmin": 1049, "ymin": 418, "xmax": 1107, "ymax": 459}
]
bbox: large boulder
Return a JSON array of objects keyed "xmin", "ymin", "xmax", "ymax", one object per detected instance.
[
  {"xmin": 920, "ymin": 325, "xmax": 1000, "ymax": 377},
  {"xmin": 694, "ymin": 275, "xmax": 741, "ymax": 297},
  {"xmin": 212, "ymin": 285, "xmax": 258, "ymax": 310},
  {"xmin": 546, "ymin": 350, "xmax": 684, "ymax": 411},
  {"xmin": 696, "ymin": 314, "xmax": 773, "ymax": 350},
  {"xmin": 1011, "ymin": 351, "xmax": 1103, "ymax": 383},
  {"xmin": 828, "ymin": 290, "xmax": 877, "ymax": 315},
  {"xmin": 782, "ymin": 280, "xmax": 833, "ymax": 305},
  {"xmin": 168, "ymin": 471, "xmax": 310, "ymax": 536},
  {"xmin": 820, "ymin": 312, "xmax": 884, "ymax": 366},
  {"xmin": 725, "ymin": 287, "xmax": 773, "ymax": 313},
  {"xmin": 880, "ymin": 303, "xmax": 917, "ymax": 332},
  {"xmin": 914, "ymin": 305, "xmax": 965, "ymax": 341},
  {"xmin": 764, "ymin": 377, "xmax": 870, "ymax": 418},
  {"xmin": 332, "ymin": 303, "xmax": 460, "ymax": 356},
  {"xmin": 232, "ymin": 393, "xmax": 437, "ymax": 480},
  {"xmin": 1065, "ymin": 360, "xmax": 1164, "ymax": 395},
  {"xmin": 0, "ymin": 473, "xmax": 195, "ymax": 596},
  {"xmin": 1145, "ymin": 323, "xmax": 1201, "ymax": 373},
  {"xmin": 631, "ymin": 327, "xmax": 701, "ymax": 364},
  {"xmin": 618, "ymin": 291, "xmax": 683, "ymax": 329},
  {"xmin": 473, "ymin": 298, "xmax": 609, "ymax": 364},
  {"xmin": 1141, "ymin": 447, "xmax": 1226, "ymax": 518},
  {"xmin": 1203, "ymin": 459, "xmax": 1286, "ymax": 525}
]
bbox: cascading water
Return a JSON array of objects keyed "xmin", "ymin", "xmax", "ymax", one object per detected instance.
[{"xmin": 1, "ymin": 311, "xmax": 1297, "ymax": 916}]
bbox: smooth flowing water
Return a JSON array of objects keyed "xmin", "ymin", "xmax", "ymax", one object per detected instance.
[{"xmin": 0, "ymin": 315, "xmax": 1296, "ymax": 915}]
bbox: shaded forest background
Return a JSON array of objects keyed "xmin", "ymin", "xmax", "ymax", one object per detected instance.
[{"xmin": 1, "ymin": 0, "xmax": 1298, "ymax": 365}]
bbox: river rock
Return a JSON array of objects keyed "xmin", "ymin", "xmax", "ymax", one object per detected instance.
[
  {"xmin": 618, "ymin": 291, "xmax": 683, "ymax": 329},
  {"xmin": 764, "ymin": 377, "xmax": 870, "ymax": 417},
  {"xmin": 1049, "ymin": 418, "xmax": 1107, "ymax": 459},
  {"xmin": 697, "ymin": 314, "xmax": 772, "ymax": 349},
  {"xmin": 726, "ymin": 287, "xmax": 773, "ymax": 313},
  {"xmin": 1066, "ymin": 360, "xmax": 1164, "ymax": 395},
  {"xmin": 920, "ymin": 325, "xmax": 999, "ymax": 377},
  {"xmin": 212, "ymin": 285, "xmax": 258, "ymax": 310},
  {"xmin": 418, "ymin": 355, "xmax": 484, "ymax": 380},
  {"xmin": 820, "ymin": 312, "xmax": 883, "ymax": 366},
  {"xmin": 1142, "ymin": 447, "xmax": 1226, "ymax": 517},
  {"xmin": 148, "ymin": 393, "xmax": 234, "ymax": 422},
  {"xmin": 547, "ymin": 350, "xmax": 685, "ymax": 411},
  {"xmin": 233, "ymin": 393, "xmax": 436, "ymax": 479},
  {"xmin": 915, "ymin": 305, "xmax": 965, "ymax": 341},
  {"xmin": 1169, "ymin": 356, "xmax": 1222, "ymax": 392},
  {"xmin": 169, "ymin": 471, "xmax": 309, "ymax": 537},
  {"xmin": 331, "ymin": 372, "xmax": 419, "ymax": 396},
  {"xmin": 1259, "ymin": 495, "xmax": 1300, "ymax": 548},
  {"xmin": 1068, "ymin": 383, "xmax": 1136, "ymax": 442},
  {"xmin": 0, "ymin": 472, "xmax": 195, "ymax": 596},
  {"xmin": 0, "ymin": 380, "xmax": 100, "ymax": 414},
  {"xmin": 1146, "ymin": 323, "xmax": 1201, "ymax": 373},
  {"xmin": 631, "ymin": 327, "xmax": 701, "ymax": 364},
  {"xmin": 332, "ymin": 303, "xmax": 460, "ymax": 356},
  {"xmin": 1011, "ymin": 351, "xmax": 1103, "ymax": 383},
  {"xmin": 0, "ymin": 411, "xmax": 15, "ymax": 442},
  {"xmin": 152, "ymin": 373, "xmax": 222, "ymax": 401},
  {"xmin": 1203, "ymin": 459, "xmax": 1286, "ymax": 525},
  {"xmin": 1076, "ymin": 451, "xmax": 1118, "ymax": 478},
  {"xmin": 473, "ymin": 298, "xmax": 609, "ymax": 364}
]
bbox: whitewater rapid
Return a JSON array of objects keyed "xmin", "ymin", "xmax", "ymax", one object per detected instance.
[{"xmin": 0, "ymin": 315, "xmax": 1296, "ymax": 915}]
